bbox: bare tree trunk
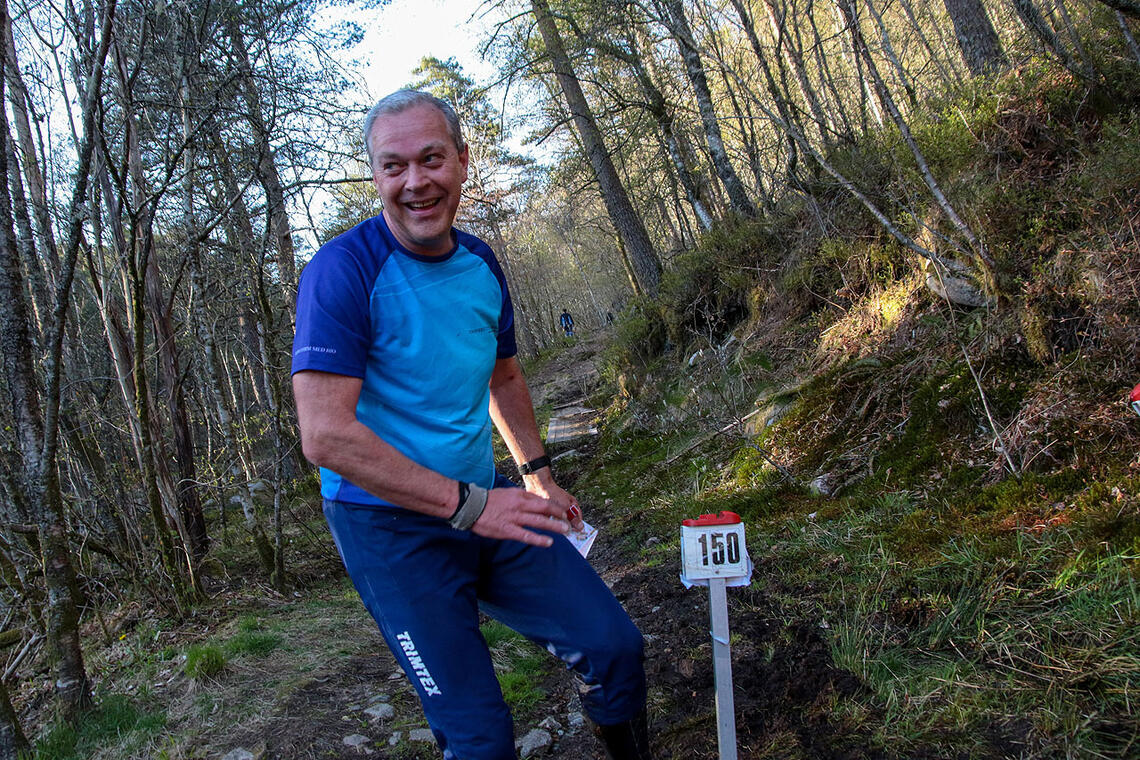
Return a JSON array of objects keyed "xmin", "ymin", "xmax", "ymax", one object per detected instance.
[
  {"xmin": 658, "ymin": 0, "xmax": 756, "ymax": 218},
  {"xmin": 2, "ymin": 10, "xmax": 58, "ymax": 286},
  {"xmin": 0, "ymin": 672, "xmax": 27, "ymax": 760},
  {"xmin": 1011, "ymin": 0, "xmax": 1086, "ymax": 76},
  {"xmin": 862, "ymin": 0, "xmax": 919, "ymax": 107},
  {"xmin": 763, "ymin": 0, "xmax": 835, "ymax": 143},
  {"xmin": 1118, "ymin": 11, "xmax": 1140, "ymax": 62},
  {"xmin": 731, "ymin": 0, "xmax": 804, "ymax": 188},
  {"xmin": 5, "ymin": 140, "xmax": 46, "ymax": 332},
  {"xmin": 623, "ymin": 26, "xmax": 714, "ymax": 229},
  {"xmin": 1097, "ymin": 0, "xmax": 1140, "ymax": 19},
  {"xmin": 942, "ymin": 0, "xmax": 1008, "ymax": 76},
  {"xmin": 832, "ymin": 0, "xmax": 882, "ymax": 130},
  {"xmin": 223, "ymin": 8, "xmax": 297, "ymax": 311},
  {"xmin": 144, "ymin": 251, "xmax": 209, "ymax": 560},
  {"xmin": 806, "ymin": 0, "xmax": 858, "ymax": 143},
  {"xmin": 531, "ymin": 0, "xmax": 661, "ymax": 295},
  {"xmin": 0, "ymin": 0, "xmax": 115, "ymax": 721}
]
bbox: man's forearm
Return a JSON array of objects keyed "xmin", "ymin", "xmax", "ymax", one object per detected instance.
[
  {"xmin": 488, "ymin": 357, "xmax": 546, "ymax": 468},
  {"xmin": 305, "ymin": 418, "xmax": 458, "ymax": 516}
]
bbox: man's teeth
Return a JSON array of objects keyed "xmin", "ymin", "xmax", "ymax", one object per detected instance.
[{"xmin": 408, "ymin": 199, "xmax": 438, "ymax": 209}]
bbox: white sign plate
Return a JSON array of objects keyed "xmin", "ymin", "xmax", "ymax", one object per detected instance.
[{"xmin": 680, "ymin": 522, "xmax": 748, "ymax": 580}]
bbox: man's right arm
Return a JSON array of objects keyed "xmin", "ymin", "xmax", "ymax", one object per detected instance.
[{"xmin": 293, "ymin": 369, "xmax": 568, "ymax": 547}]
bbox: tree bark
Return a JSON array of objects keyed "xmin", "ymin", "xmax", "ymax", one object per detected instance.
[
  {"xmin": 0, "ymin": 0, "xmax": 114, "ymax": 720},
  {"xmin": 942, "ymin": 0, "xmax": 1007, "ymax": 76},
  {"xmin": 843, "ymin": 0, "xmax": 994, "ymax": 273},
  {"xmin": 531, "ymin": 0, "xmax": 661, "ymax": 295},
  {"xmin": 0, "ymin": 672, "xmax": 27, "ymax": 760},
  {"xmin": 1097, "ymin": 0, "xmax": 1140, "ymax": 20},
  {"xmin": 1011, "ymin": 0, "xmax": 1086, "ymax": 76},
  {"xmin": 1118, "ymin": 11, "xmax": 1140, "ymax": 63},
  {"xmin": 658, "ymin": 0, "xmax": 757, "ymax": 218},
  {"xmin": 223, "ymin": 8, "xmax": 297, "ymax": 308}
]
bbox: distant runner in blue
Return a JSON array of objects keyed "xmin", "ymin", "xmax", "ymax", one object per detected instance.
[
  {"xmin": 291, "ymin": 90, "xmax": 653, "ymax": 760},
  {"xmin": 560, "ymin": 308, "xmax": 575, "ymax": 337}
]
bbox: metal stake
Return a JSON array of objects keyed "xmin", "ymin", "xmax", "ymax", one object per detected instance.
[{"xmin": 708, "ymin": 577, "xmax": 737, "ymax": 760}]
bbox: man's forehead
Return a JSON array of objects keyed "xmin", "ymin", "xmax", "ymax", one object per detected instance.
[
  {"xmin": 373, "ymin": 137, "xmax": 450, "ymax": 158},
  {"xmin": 372, "ymin": 104, "xmax": 449, "ymax": 137}
]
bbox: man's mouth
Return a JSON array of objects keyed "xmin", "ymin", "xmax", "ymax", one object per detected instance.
[{"xmin": 407, "ymin": 198, "xmax": 440, "ymax": 211}]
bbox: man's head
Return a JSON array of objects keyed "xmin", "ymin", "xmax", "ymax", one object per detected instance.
[{"xmin": 364, "ymin": 90, "xmax": 469, "ymax": 257}]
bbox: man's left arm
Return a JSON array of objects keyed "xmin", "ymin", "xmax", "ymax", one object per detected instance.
[{"xmin": 488, "ymin": 356, "xmax": 584, "ymax": 530}]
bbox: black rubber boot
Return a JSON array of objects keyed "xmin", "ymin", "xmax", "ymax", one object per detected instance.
[{"xmin": 595, "ymin": 709, "xmax": 654, "ymax": 760}]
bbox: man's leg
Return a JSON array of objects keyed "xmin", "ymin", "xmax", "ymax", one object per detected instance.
[
  {"xmin": 323, "ymin": 500, "xmax": 516, "ymax": 760},
  {"xmin": 474, "ymin": 524, "xmax": 648, "ymax": 726}
]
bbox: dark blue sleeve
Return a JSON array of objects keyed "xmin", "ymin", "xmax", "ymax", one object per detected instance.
[
  {"xmin": 291, "ymin": 241, "xmax": 376, "ymax": 378},
  {"xmin": 458, "ymin": 232, "xmax": 517, "ymax": 359}
]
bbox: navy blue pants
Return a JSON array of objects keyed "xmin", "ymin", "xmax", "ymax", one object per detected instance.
[{"xmin": 323, "ymin": 484, "xmax": 646, "ymax": 759}]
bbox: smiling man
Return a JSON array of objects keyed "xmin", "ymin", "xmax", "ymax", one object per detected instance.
[{"xmin": 290, "ymin": 91, "xmax": 653, "ymax": 760}]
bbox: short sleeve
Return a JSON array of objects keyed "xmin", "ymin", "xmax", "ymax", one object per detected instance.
[{"xmin": 291, "ymin": 243, "xmax": 376, "ymax": 378}]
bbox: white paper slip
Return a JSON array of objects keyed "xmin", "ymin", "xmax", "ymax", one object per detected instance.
[{"xmin": 568, "ymin": 520, "xmax": 598, "ymax": 558}]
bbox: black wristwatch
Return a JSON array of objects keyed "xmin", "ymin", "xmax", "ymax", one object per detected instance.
[{"xmin": 517, "ymin": 455, "xmax": 551, "ymax": 477}]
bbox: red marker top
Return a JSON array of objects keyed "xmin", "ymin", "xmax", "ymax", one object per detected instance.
[{"xmin": 682, "ymin": 511, "xmax": 742, "ymax": 527}]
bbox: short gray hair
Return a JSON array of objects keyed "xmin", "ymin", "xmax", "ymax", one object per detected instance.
[{"xmin": 363, "ymin": 90, "xmax": 465, "ymax": 169}]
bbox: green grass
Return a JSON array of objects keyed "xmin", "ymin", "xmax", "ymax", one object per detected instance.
[
  {"xmin": 224, "ymin": 616, "xmax": 283, "ymax": 657},
  {"xmin": 183, "ymin": 644, "xmax": 226, "ymax": 679},
  {"xmin": 33, "ymin": 694, "xmax": 166, "ymax": 760},
  {"xmin": 480, "ymin": 621, "xmax": 552, "ymax": 718}
]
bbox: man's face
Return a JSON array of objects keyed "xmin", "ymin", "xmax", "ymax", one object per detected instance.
[{"xmin": 369, "ymin": 104, "xmax": 469, "ymax": 257}]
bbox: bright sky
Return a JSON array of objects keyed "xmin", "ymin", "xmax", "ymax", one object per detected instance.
[{"xmin": 348, "ymin": 0, "xmax": 499, "ymax": 100}]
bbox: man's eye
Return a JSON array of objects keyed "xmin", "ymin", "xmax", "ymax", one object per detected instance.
[{"xmin": 383, "ymin": 163, "xmax": 401, "ymax": 173}]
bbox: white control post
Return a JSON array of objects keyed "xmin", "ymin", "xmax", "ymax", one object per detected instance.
[{"xmin": 680, "ymin": 512, "xmax": 748, "ymax": 760}]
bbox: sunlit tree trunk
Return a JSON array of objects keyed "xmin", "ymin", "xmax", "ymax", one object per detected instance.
[
  {"xmin": 658, "ymin": 0, "xmax": 756, "ymax": 217},
  {"xmin": 531, "ymin": 0, "xmax": 661, "ymax": 295},
  {"xmin": 763, "ymin": 0, "xmax": 835, "ymax": 144},
  {"xmin": 842, "ymin": 0, "xmax": 994, "ymax": 275},
  {"xmin": 1011, "ymin": 0, "xmax": 1085, "ymax": 76}
]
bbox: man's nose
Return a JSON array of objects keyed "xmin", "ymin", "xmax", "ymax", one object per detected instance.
[{"xmin": 405, "ymin": 162, "xmax": 429, "ymax": 190}]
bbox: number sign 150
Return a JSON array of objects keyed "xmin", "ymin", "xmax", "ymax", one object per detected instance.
[{"xmin": 680, "ymin": 519, "xmax": 748, "ymax": 581}]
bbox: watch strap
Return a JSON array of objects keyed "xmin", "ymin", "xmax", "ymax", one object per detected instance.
[
  {"xmin": 518, "ymin": 455, "xmax": 551, "ymax": 477},
  {"xmin": 449, "ymin": 482, "xmax": 488, "ymax": 531}
]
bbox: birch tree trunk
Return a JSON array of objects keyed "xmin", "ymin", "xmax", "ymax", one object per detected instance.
[
  {"xmin": 843, "ymin": 0, "xmax": 995, "ymax": 274},
  {"xmin": 0, "ymin": 0, "xmax": 114, "ymax": 720},
  {"xmin": 531, "ymin": 0, "xmax": 661, "ymax": 295}
]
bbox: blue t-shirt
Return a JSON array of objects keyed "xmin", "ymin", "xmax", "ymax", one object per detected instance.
[{"xmin": 291, "ymin": 215, "xmax": 517, "ymax": 506}]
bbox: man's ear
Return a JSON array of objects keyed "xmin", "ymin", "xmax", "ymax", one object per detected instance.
[{"xmin": 459, "ymin": 144, "xmax": 470, "ymax": 183}]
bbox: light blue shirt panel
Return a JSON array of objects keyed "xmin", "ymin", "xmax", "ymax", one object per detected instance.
[{"xmin": 355, "ymin": 242, "xmax": 500, "ymax": 489}]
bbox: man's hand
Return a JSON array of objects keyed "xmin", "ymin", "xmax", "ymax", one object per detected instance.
[
  {"xmin": 523, "ymin": 472, "xmax": 585, "ymax": 532},
  {"xmin": 472, "ymin": 488, "xmax": 571, "ymax": 547}
]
